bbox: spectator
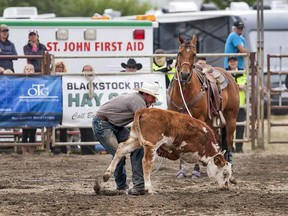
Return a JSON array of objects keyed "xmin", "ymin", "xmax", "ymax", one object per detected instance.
[
  {"xmin": 80, "ymin": 64, "xmax": 96, "ymax": 155},
  {"xmin": 22, "ymin": 64, "xmax": 37, "ymax": 156},
  {"xmin": 120, "ymin": 58, "xmax": 142, "ymax": 72},
  {"xmin": 153, "ymin": 49, "xmax": 176, "ymax": 88},
  {"xmin": 23, "ymin": 63, "xmax": 34, "ymax": 75},
  {"xmin": 48, "ymin": 61, "xmax": 68, "ymax": 154},
  {"xmin": 195, "ymin": 56, "xmax": 207, "ymax": 68},
  {"xmin": 0, "ymin": 24, "xmax": 18, "ymax": 72},
  {"xmin": 3, "ymin": 69, "xmax": 13, "ymax": 74},
  {"xmin": 226, "ymin": 56, "xmax": 246, "ymax": 153},
  {"xmin": 23, "ymin": 29, "xmax": 47, "ymax": 73},
  {"xmin": 54, "ymin": 61, "xmax": 67, "ymax": 73},
  {"xmin": 92, "ymin": 82, "xmax": 162, "ymax": 196},
  {"xmin": 0, "ymin": 66, "xmax": 4, "ymax": 74},
  {"xmin": 224, "ymin": 21, "xmax": 248, "ymax": 69},
  {"xmin": 285, "ymin": 74, "xmax": 288, "ymax": 89}
]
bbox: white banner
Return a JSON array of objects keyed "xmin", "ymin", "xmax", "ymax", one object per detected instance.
[{"xmin": 62, "ymin": 73, "xmax": 167, "ymax": 127}]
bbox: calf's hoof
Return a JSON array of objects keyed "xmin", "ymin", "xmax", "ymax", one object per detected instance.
[
  {"xmin": 93, "ymin": 178, "xmax": 101, "ymax": 195},
  {"xmin": 229, "ymin": 176, "xmax": 237, "ymax": 185},
  {"xmin": 103, "ymin": 171, "xmax": 112, "ymax": 182}
]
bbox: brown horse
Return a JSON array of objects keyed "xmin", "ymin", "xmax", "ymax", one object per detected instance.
[{"xmin": 168, "ymin": 34, "xmax": 239, "ymax": 178}]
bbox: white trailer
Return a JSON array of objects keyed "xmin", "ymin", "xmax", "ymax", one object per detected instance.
[{"xmin": 0, "ymin": 8, "xmax": 154, "ymax": 73}]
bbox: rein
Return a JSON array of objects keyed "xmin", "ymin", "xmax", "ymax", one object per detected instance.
[{"xmin": 174, "ymin": 66, "xmax": 193, "ymax": 117}]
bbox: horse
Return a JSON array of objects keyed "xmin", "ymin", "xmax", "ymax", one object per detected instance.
[{"xmin": 167, "ymin": 34, "xmax": 239, "ymax": 179}]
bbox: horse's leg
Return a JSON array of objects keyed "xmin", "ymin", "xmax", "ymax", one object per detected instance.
[
  {"xmin": 224, "ymin": 112, "xmax": 237, "ymax": 163},
  {"xmin": 176, "ymin": 159, "xmax": 187, "ymax": 178},
  {"xmin": 222, "ymin": 112, "xmax": 238, "ymax": 185},
  {"xmin": 191, "ymin": 163, "xmax": 201, "ymax": 179},
  {"xmin": 220, "ymin": 127, "xmax": 230, "ymax": 161}
]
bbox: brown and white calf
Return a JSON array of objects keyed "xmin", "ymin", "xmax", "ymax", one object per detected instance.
[{"xmin": 103, "ymin": 108, "xmax": 232, "ymax": 194}]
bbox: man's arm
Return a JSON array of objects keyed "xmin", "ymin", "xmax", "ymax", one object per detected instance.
[{"xmin": 237, "ymin": 44, "xmax": 248, "ymax": 53}]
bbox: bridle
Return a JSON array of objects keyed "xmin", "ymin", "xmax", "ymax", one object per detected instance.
[{"xmin": 175, "ymin": 40, "xmax": 195, "ymax": 83}]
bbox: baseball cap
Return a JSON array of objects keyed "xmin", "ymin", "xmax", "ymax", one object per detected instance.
[
  {"xmin": 233, "ymin": 21, "xmax": 244, "ymax": 28},
  {"xmin": 0, "ymin": 24, "xmax": 9, "ymax": 32},
  {"xmin": 29, "ymin": 29, "xmax": 38, "ymax": 35},
  {"xmin": 228, "ymin": 56, "xmax": 238, "ymax": 61}
]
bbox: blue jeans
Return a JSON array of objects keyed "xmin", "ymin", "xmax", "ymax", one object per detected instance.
[{"xmin": 92, "ymin": 117, "xmax": 144, "ymax": 191}]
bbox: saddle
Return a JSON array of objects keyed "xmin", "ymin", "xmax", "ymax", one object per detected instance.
[{"xmin": 195, "ymin": 64, "xmax": 228, "ymax": 128}]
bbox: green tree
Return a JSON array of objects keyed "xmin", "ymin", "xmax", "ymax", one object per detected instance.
[{"xmin": 0, "ymin": 0, "xmax": 151, "ymax": 17}]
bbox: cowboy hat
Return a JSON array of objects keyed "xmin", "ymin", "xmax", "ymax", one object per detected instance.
[
  {"xmin": 121, "ymin": 58, "xmax": 142, "ymax": 70},
  {"xmin": 133, "ymin": 82, "xmax": 163, "ymax": 102}
]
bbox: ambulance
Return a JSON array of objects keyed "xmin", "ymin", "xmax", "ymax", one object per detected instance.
[{"xmin": 0, "ymin": 7, "xmax": 154, "ymax": 73}]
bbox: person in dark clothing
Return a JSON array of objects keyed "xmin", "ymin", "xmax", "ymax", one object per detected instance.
[
  {"xmin": 226, "ymin": 56, "xmax": 247, "ymax": 153},
  {"xmin": 285, "ymin": 74, "xmax": 288, "ymax": 89},
  {"xmin": 0, "ymin": 24, "xmax": 18, "ymax": 72},
  {"xmin": 120, "ymin": 58, "xmax": 142, "ymax": 72},
  {"xmin": 23, "ymin": 29, "xmax": 47, "ymax": 73}
]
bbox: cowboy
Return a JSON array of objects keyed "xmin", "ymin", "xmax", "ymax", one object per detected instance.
[
  {"xmin": 121, "ymin": 58, "xmax": 142, "ymax": 72},
  {"xmin": 92, "ymin": 82, "xmax": 162, "ymax": 196}
]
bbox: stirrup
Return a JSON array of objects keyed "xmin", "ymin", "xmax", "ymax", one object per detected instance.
[{"xmin": 212, "ymin": 111, "xmax": 226, "ymax": 128}]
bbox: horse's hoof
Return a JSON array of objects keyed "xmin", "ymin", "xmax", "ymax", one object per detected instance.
[
  {"xmin": 103, "ymin": 171, "xmax": 112, "ymax": 182},
  {"xmin": 229, "ymin": 176, "xmax": 237, "ymax": 185},
  {"xmin": 176, "ymin": 171, "xmax": 186, "ymax": 178},
  {"xmin": 191, "ymin": 170, "xmax": 201, "ymax": 180}
]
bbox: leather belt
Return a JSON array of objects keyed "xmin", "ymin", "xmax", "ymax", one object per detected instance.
[{"xmin": 96, "ymin": 114, "xmax": 108, "ymax": 122}]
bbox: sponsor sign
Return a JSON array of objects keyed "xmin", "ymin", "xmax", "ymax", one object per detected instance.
[
  {"xmin": 61, "ymin": 73, "xmax": 167, "ymax": 127},
  {"xmin": 0, "ymin": 76, "xmax": 62, "ymax": 127}
]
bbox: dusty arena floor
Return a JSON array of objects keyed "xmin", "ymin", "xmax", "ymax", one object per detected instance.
[{"xmin": 0, "ymin": 144, "xmax": 288, "ymax": 216}]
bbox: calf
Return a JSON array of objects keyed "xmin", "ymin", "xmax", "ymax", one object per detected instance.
[{"xmin": 103, "ymin": 108, "xmax": 232, "ymax": 194}]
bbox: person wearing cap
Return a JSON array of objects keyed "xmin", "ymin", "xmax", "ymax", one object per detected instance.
[
  {"xmin": 0, "ymin": 24, "xmax": 18, "ymax": 72},
  {"xmin": 121, "ymin": 58, "xmax": 142, "ymax": 72},
  {"xmin": 153, "ymin": 49, "xmax": 176, "ymax": 88},
  {"xmin": 92, "ymin": 82, "xmax": 162, "ymax": 196},
  {"xmin": 23, "ymin": 29, "xmax": 47, "ymax": 73},
  {"xmin": 224, "ymin": 20, "xmax": 248, "ymax": 69},
  {"xmin": 226, "ymin": 56, "xmax": 246, "ymax": 153}
]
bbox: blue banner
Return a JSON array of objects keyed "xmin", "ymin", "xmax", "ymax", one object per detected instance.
[{"xmin": 0, "ymin": 75, "xmax": 62, "ymax": 127}]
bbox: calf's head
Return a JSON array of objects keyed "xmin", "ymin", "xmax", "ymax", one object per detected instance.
[{"xmin": 206, "ymin": 154, "xmax": 232, "ymax": 188}]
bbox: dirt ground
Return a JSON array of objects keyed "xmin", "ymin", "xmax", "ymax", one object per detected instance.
[{"xmin": 0, "ymin": 144, "xmax": 288, "ymax": 216}]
